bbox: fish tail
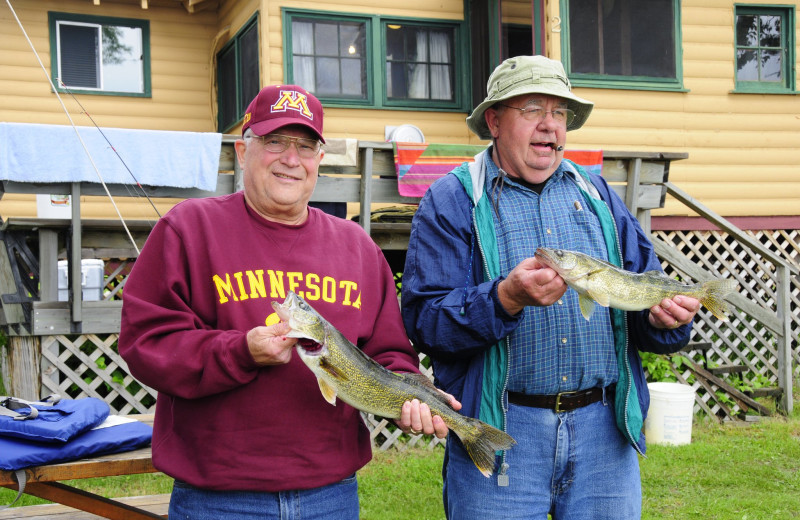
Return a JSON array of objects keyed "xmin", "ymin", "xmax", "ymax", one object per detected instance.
[
  {"xmin": 456, "ymin": 418, "xmax": 517, "ymax": 478},
  {"xmin": 700, "ymin": 279, "xmax": 737, "ymax": 321}
]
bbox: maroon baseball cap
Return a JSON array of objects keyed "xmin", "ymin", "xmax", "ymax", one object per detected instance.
[{"xmin": 241, "ymin": 84, "xmax": 325, "ymax": 143}]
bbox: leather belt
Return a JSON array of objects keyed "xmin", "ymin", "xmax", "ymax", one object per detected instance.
[{"xmin": 507, "ymin": 385, "xmax": 611, "ymax": 413}]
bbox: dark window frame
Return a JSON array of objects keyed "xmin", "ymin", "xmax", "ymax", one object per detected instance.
[
  {"xmin": 282, "ymin": 9, "xmax": 468, "ymax": 111},
  {"xmin": 48, "ymin": 11, "xmax": 151, "ymax": 97},
  {"xmin": 217, "ymin": 14, "xmax": 260, "ymax": 133},
  {"xmin": 733, "ymin": 5, "xmax": 796, "ymax": 94},
  {"xmin": 561, "ymin": 0, "xmax": 685, "ymax": 92}
]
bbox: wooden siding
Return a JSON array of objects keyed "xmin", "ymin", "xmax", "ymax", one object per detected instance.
[
  {"xmin": 0, "ymin": 0, "xmax": 220, "ymax": 220},
  {"xmin": 1, "ymin": 0, "xmax": 799, "ymax": 221},
  {"xmin": 547, "ymin": 0, "xmax": 800, "ymax": 218}
]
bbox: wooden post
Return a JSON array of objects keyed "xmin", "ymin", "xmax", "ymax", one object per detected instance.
[
  {"xmin": 39, "ymin": 228, "xmax": 60, "ymax": 302},
  {"xmin": 1, "ymin": 336, "xmax": 41, "ymax": 399},
  {"xmin": 70, "ymin": 182, "xmax": 82, "ymax": 324},
  {"xmin": 360, "ymin": 146, "xmax": 374, "ymax": 235},
  {"xmin": 776, "ymin": 264, "xmax": 794, "ymax": 414}
]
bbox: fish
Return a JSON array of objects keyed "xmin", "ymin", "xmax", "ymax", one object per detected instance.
[
  {"xmin": 534, "ymin": 247, "xmax": 737, "ymax": 321},
  {"xmin": 272, "ymin": 292, "xmax": 516, "ymax": 477}
]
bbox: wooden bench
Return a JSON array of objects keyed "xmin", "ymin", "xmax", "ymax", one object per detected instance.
[
  {"xmin": 0, "ymin": 494, "xmax": 169, "ymax": 519},
  {"xmin": 0, "ymin": 415, "xmax": 165, "ymax": 520}
]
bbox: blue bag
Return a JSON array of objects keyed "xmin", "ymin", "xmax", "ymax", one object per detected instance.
[
  {"xmin": 0, "ymin": 414, "xmax": 153, "ymax": 509},
  {"xmin": 0, "ymin": 415, "xmax": 153, "ymax": 471},
  {"xmin": 0, "ymin": 395, "xmax": 110, "ymax": 443}
]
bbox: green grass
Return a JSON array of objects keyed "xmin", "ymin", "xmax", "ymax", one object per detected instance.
[
  {"xmin": 2, "ymin": 395, "xmax": 799, "ymax": 519},
  {"xmin": 641, "ymin": 413, "xmax": 800, "ymax": 519}
]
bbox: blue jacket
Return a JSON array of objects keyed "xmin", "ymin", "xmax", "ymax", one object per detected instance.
[{"xmin": 401, "ymin": 150, "xmax": 692, "ymax": 454}]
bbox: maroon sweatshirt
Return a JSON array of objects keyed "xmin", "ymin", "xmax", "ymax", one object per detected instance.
[{"xmin": 118, "ymin": 192, "xmax": 419, "ymax": 492}]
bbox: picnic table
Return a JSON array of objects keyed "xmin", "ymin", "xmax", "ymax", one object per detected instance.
[{"xmin": 0, "ymin": 414, "xmax": 166, "ymax": 519}]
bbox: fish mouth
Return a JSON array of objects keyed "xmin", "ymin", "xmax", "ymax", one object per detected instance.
[
  {"xmin": 296, "ymin": 338, "xmax": 324, "ymax": 355},
  {"xmin": 535, "ymin": 247, "xmax": 568, "ymax": 272},
  {"xmin": 534, "ymin": 247, "xmax": 555, "ymax": 265}
]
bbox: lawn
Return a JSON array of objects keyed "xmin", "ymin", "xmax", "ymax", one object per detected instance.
[{"xmin": 2, "ymin": 395, "xmax": 799, "ymax": 519}]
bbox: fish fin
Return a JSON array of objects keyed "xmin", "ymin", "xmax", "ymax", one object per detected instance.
[
  {"xmin": 456, "ymin": 417, "xmax": 517, "ymax": 478},
  {"xmin": 585, "ymin": 288, "xmax": 610, "ymax": 308},
  {"xmin": 700, "ymin": 279, "xmax": 737, "ymax": 321},
  {"xmin": 578, "ymin": 295, "xmax": 596, "ymax": 320},
  {"xmin": 317, "ymin": 377, "xmax": 338, "ymax": 405}
]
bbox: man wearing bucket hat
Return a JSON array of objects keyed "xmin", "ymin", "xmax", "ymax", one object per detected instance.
[
  {"xmin": 402, "ymin": 56, "xmax": 699, "ymax": 518},
  {"xmin": 119, "ymin": 84, "xmax": 456, "ymax": 519}
]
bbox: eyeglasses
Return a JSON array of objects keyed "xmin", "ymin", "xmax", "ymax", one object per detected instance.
[
  {"xmin": 250, "ymin": 134, "xmax": 322, "ymax": 158},
  {"xmin": 496, "ymin": 104, "xmax": 575, "ymax": 126}
]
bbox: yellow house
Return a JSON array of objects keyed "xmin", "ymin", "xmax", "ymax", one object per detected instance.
[
  {"xmin": 1, "ymin": 0, "xmax": 799, "ymax": 227},
  {"xmin": 0, "ymin": 0, "xmax": 797, "ymax": 419}
]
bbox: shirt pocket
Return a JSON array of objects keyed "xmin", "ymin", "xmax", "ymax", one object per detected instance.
[{"xmin": 566, "ymin": 200, "xmax": 608, "ymax": 258}]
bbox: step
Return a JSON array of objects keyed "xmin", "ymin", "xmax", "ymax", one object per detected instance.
[
  {"xmin": 0, "ymin": 493, "xmax": 169, "ymax": 520},
  {"xmin": 708, "ymin": 364, "xmax": 748, "ymax": 375}
]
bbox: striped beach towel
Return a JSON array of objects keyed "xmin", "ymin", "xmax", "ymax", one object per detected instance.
[{"xmin": 393, "ymin": 142, "xmax": 603, "ymax": 197}]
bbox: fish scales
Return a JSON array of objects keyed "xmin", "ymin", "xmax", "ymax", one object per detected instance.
[
  {"xmin": 272, "ymin": 292, "xmax": 516, "ymax": 477},
  {"xmin": 535, "ymin": 247, "xmax": 737, "ymax": 321}
]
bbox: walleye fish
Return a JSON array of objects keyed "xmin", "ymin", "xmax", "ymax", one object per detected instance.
[
  {"xmin": 272, "ymin": 292, "xmax": 516, "ymax": 477},
  {"xmin": 535, "ymin": 247, "xmax": 737, "ymax": 321}
]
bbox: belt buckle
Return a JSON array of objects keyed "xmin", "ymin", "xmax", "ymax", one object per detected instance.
[{"xmin": 554, "ymin": 391, "xmax": 578, "ymax": 413}]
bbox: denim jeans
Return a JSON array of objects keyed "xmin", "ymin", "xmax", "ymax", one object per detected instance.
[
  {"xmin": 444, "ymin": 393, "xmax": 641, "ymax": 520},
  {"xmin": 168, "ymin": 474, "xmax": 359, "ymax": 520}
]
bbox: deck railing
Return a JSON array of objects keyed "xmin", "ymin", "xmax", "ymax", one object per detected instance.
[{"xmin": 2, "ymin": 134, "xmax": 795, "ymax": 446}]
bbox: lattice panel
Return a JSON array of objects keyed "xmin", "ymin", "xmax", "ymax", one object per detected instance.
[
  {"xmin": 39, "ymin": 228, "xmax": 797, "ymax": 436},
  {"xmin": 40, "ymin": 333, "xmax": 156, "ymax": 414},
  {"xmin": 652, "ymin": 229, "xmax": 799, "ymax": 420},
  {"xmin": 103, "ymin": 260, "xmax": 133, "ymax": 301}
]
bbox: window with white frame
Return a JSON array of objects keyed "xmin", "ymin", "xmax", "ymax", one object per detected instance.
[
  {"xmin": 49, "ymin": 12, "xmax": 149, "ymax": 96},
  {"xmin": 284, "ymin": 10, "xmax": 466, "ymax": 110}
]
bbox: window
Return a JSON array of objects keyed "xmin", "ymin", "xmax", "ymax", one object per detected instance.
[
  {"xmin": 291, "ymin": 17, "xmax": 367, "ymax": 100},
  {"xmin": 284, "ymin": 10, "xmax": 466, "ymax": 110},
  {"xmin": 563, "ymin": 0, "xmax": 683, "ymax": 91},
  {"xmin": 734, "ymin": 6, "xmax": 795, "ymax": 93},
  {"xmin": 49, "ymin": 12, "xmax": 150, "ymax": 96},
  {"xmin": 385, "ymin": 24, "xmax": 455, "ymax": 102},
  {"xmin": 217, "ymin": 15, "xmax": 260, "ymax": 132}
]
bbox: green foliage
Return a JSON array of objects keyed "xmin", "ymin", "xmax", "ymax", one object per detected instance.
[{"xmin": 641, "ymin": 351, "xmax": 684, "ymax": 382}]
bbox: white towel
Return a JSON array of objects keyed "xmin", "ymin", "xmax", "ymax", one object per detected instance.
[{"xmin": 0, "ymin": 122, "xmax": 222, "ymax": 191}]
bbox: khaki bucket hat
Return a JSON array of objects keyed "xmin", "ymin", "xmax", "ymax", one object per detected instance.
[{"xmin": 466, "ymin": 55, "xmax": 594, "ymax": 139}]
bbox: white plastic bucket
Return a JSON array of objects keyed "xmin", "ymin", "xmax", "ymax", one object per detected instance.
[{"xmin": 644, "ymin": 382, "xmax": 696, "ymax": 446}]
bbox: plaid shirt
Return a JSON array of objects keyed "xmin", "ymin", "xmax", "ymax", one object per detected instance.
[{"xmin": 486, "ymin": 158, "xmax": 619, "ymax": 395}]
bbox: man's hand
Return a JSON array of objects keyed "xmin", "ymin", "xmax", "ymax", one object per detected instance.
[
  {"xmin": 497, "ymin": 257, "xmax": 568, "ymax": 315},
  {"xmin": 649, "ymin": 295, "xmax": 700, "ymax": 330},
  {"xmin": 247, "ymin": 321, "xmax": 297, "ymax": 365},
  {"xmin": 396, "ymin": 393, "xmax": 462, "ymax": 439}
]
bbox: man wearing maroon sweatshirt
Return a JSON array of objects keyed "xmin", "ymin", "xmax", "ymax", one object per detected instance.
[{"xmin": 119, "ymin": 85, "xmax": 453, "ymax": 519}]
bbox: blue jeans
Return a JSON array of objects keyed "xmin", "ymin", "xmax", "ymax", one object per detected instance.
[
  {"xmin": 168, "ymin": 475, "xmax": 359, "ymax": 520},
  {"xmin": 444, "ymin": 393, "xmax": 641, "ymax": 520}
]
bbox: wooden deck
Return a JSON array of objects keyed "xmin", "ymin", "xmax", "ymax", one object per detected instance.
[{"xmin": 0, "ymin": 494, "xmax": 169, "ymax": 519}]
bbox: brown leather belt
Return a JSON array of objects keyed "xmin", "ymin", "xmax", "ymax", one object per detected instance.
[{"xmin": 507, "ymin": 385, "xmax": 611, "ymax": 413}]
